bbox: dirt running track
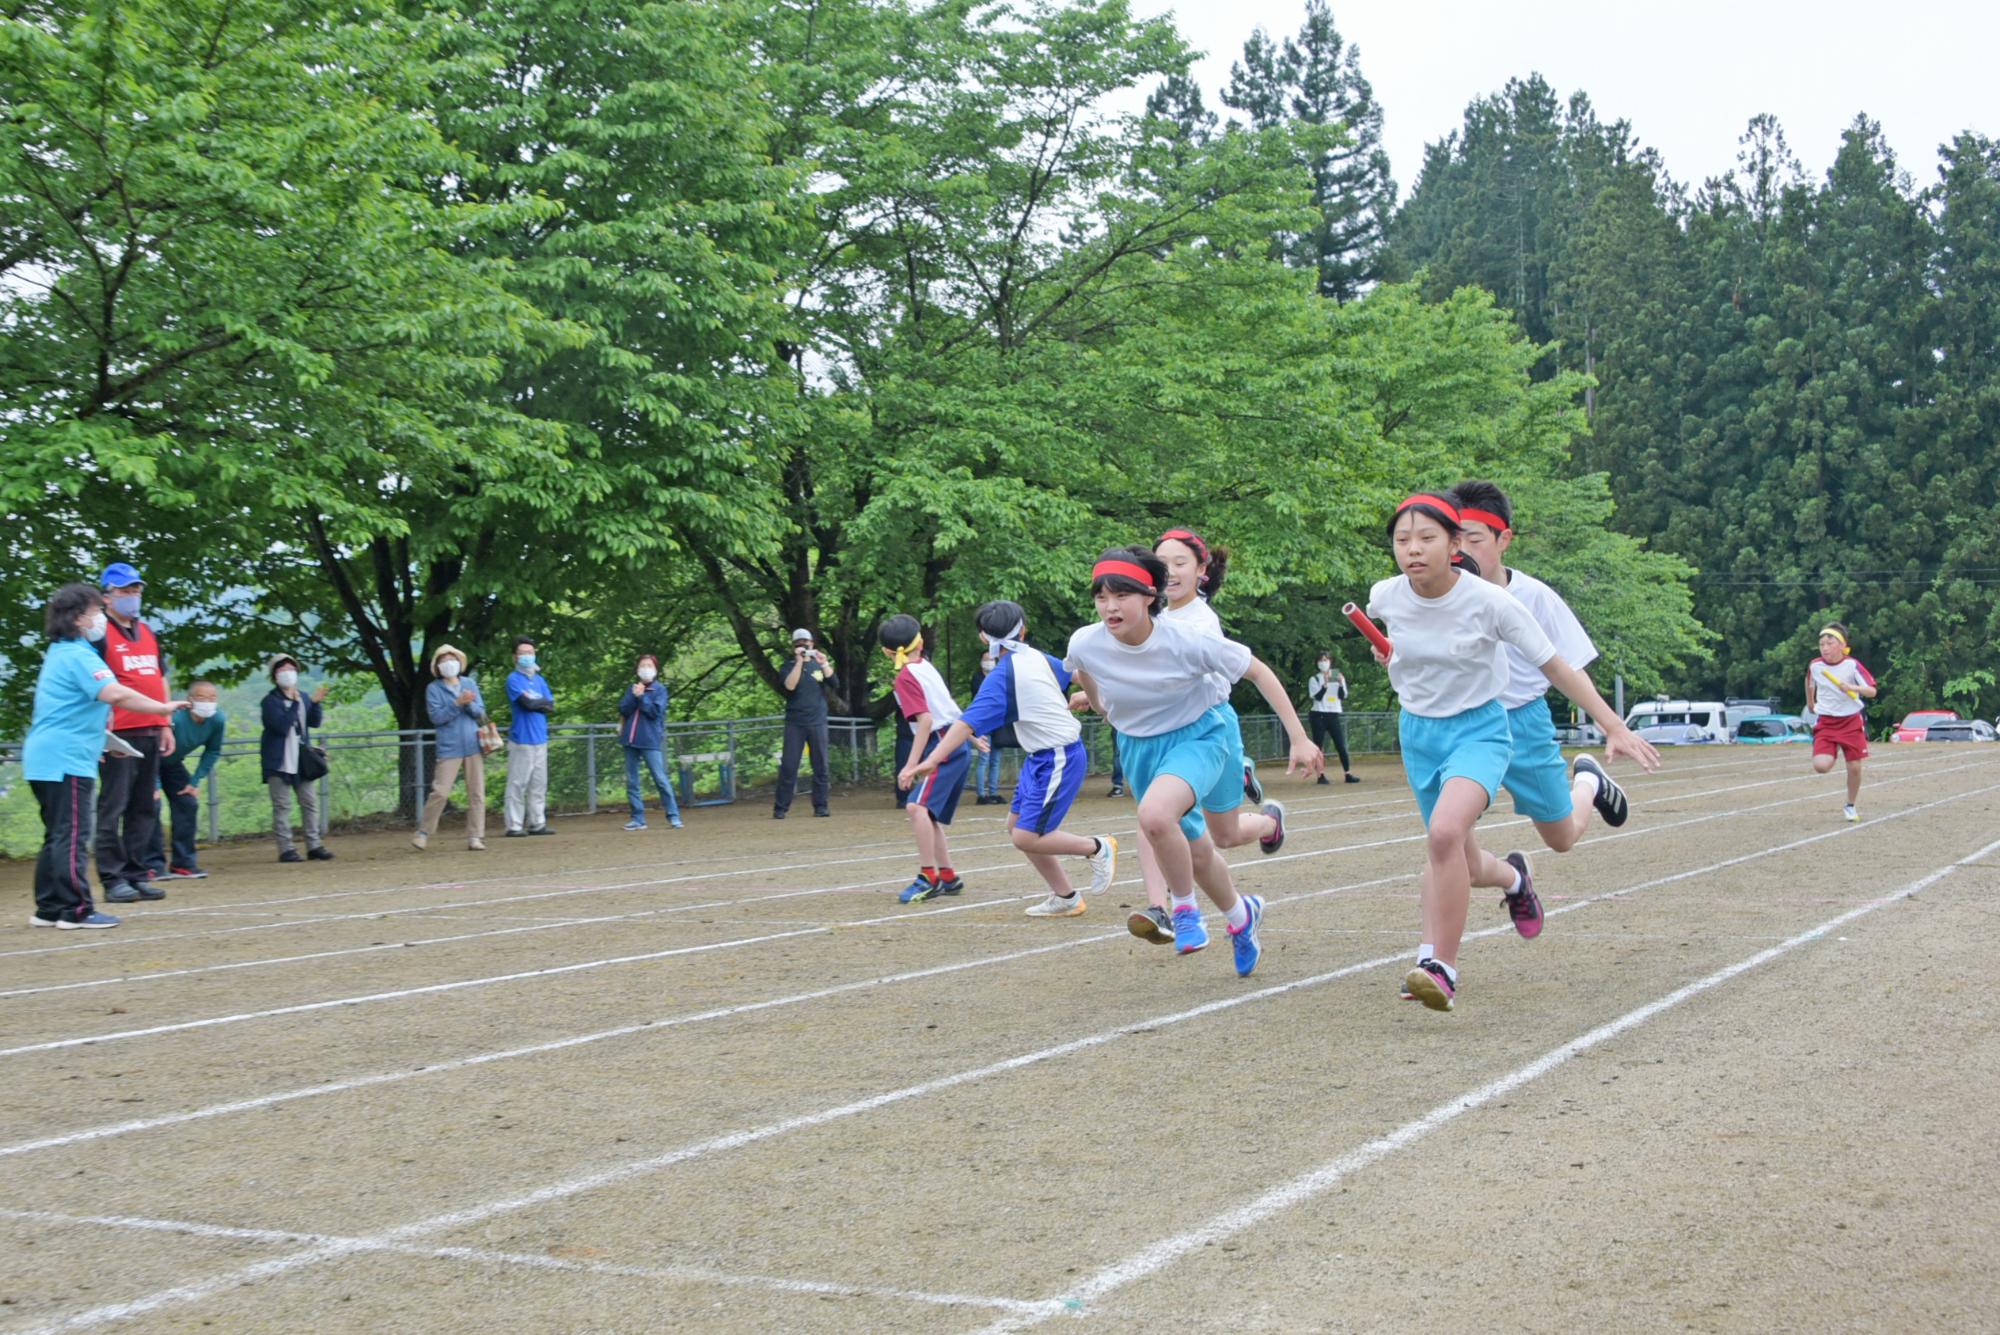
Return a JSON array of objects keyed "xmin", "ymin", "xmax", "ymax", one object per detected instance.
[{"xmin": 2, "ymin": 747, "xmax": 1997, "ymax": 1333}]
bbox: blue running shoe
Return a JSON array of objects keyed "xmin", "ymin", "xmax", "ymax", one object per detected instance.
[
  {"xmin": 1228, "ymin": 894, "xmax": 1265, "ymax": 976},
  {"xmin": 1171, "ymin": 905, "xmax": 1209, "ymax": 954},
  {"xmin": 898, "ymin": 875, "xmax": 938, "ymax": 904}
]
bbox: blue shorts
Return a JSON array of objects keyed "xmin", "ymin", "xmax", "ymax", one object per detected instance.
[
  {"xmin": 1399, "ymin": 700, "xmax": 1514, "ymax": 827},
  {"xmin": 911, "ymin": 734, "xmax": 970, "ymax": 825},
  {"xmin": 1214, "ymin": 701, "xmax": 1250, "ymax": 809},
  {"xmin": 1502, "ymin": 697, "xmax": 1575, "ymax": 823},
  {"xmin": 1116, "ymin": 706, "xmax": 1239, "ymax": 842},
  {"xmin": 1012, "ymin": 740, "xmax": 1087, "ymax": 835}
]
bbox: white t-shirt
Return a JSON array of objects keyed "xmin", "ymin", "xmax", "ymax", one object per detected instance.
[
  {"xmin": 1065, "ymin": 617, "xmax": 1253, "ymax": 738},
  {"xmin": 1160, "ymin": 596, "xmax": 1231, "ymax": 701},
  {"xmin": 1809, "ymin": 656, "xmax": 1874, "ymax": 718},
  {"xmin": 1366, "ymin": 571, "xmax": 1557, "ymax": 719},
  {"xmin": 1498, "ymin": 569, "xmax": 1597, "ymax": 709},
  {"xmin": 1307, "ymin": 669, "xmax": 1346, "ymax": 714}
]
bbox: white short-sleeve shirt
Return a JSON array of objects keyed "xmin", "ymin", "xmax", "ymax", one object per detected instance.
[
  {"xmin": 1367, "ymin": 571, "xmax": 1557, "ymax": 718},
  {"xmin": 1498, "ymin": 569, "xmax": 1597, "ymax": 709},
  {"xmin": 1065, "ymin": 617, "xmax": 1253, "ymax": 737}
]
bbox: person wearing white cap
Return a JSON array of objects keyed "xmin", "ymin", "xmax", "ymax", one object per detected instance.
[{"xmin": 774, "ymin": 628, "xmax": 836, "ymax": 819}]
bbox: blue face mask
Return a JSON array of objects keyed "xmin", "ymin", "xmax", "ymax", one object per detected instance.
[
  {"xmin": 109, "ymin": 593, "xmax": 141, "ymax": 619},
  {"xmin": 517, "ymin": 654, "xmax": 537, "ymax": 670}
]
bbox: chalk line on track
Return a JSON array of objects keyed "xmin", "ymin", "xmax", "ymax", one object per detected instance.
[{"xmin": 8, "ymin": 784, "xmax": 1996, "ymax": 1334}]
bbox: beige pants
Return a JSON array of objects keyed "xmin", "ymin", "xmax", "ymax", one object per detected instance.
[{"xmin": 418, "ymin": 754, "xmax": 486, "ymax": 842}]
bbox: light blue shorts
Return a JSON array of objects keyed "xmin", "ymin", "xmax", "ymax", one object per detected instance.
[
  {"xmin": 1502, "ymin": 697, "xmax": 1575, "ymax": 823},
  {"xmin": 1399, "ymin": 700, "xmax": 1514, "ymax": 827},
  {"xmin": 1116, "ymin": 706, "xmax": 1239, "ymax": 842}
]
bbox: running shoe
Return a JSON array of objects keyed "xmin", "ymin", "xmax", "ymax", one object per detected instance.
[
  {"xmin": 1086, "ymin": 836, "xmax": 1119, "ymax": 896},
  {"xmin": 935, "ymin": 877, "xmax": 966, "ymax": 897},
  {"xmin": 1243, "ymin": 757, "xmax": 1264, "ymax": 805},
  {"xmin": 623, "ymin": 819, "xmax": 647, "ymax": 830},
  {"xmin": 164, "ymin": 866, "xmax": 208, "ymax": 880},
  {"xmin": 1227, "ymin": 894, "xmax": 1265, "ymax": 977},
  {"xmin": 1345, "ymin": 773, "xmax": 1361, "ymax": 784},
  {"xmin": 1404, "ymin": 960, "xmax": 1456, "ymax": 1012},
  {"xmin": 897, "ymin": 875, "xmax": 938, "ymax": 904},
  {"xmin": 1128, "ymin": 905, "xmax": 1173, "ymax": 945},
  {"xmin": 307, "ymin": 847, "xmax": 335, "ymax": 861},
  {"xmin": 1107, "ymin": 784, "xmax": 1125, "ymax": 798},
  {"xmin": 30, "ymin": 911, "xmax": 120, "ymax": 930},
  {"xmin": 1502, "ymin": 851, "xmax": 1543, "ymax": 940},
  {"xmin": 1171, "ymin": 905, "xmax": 1209, "ymax": 954},
  {"xmin": 104, "ymin": 881, "xmax": 141, "ymax": 903},
  {"xmin": 1844, "ymin": 804, "xmax": 1859, "ymax": 823},
  {"xmin": 1258, "ymin": 800, "xmax": 1287, "ymax": 855},
  {"xmin": 133, "ymin": 881, "xmax": 166, "ymax": 900},
  {"xmin": 1572, "ymin": 754, "xmax": 1628, "ymax": 827},
  {"xmin": 1025, "ymin": 892, "xmax": 1085, "ymax": 918},
  {"xmin": 670, "ymin": 816, "xmax": 685, "ymax": 828}
]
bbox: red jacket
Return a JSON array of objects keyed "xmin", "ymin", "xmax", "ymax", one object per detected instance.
[{"xmin": 100, "ymin": 617, "xmax": 168, "ymax": 733}]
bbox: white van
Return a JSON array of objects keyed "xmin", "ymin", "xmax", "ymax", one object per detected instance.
[{"xmin": 1624, "ymin": 698, "xmax": 1731, "ymax": 745}]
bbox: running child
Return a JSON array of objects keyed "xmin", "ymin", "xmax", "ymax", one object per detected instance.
[
  {"xmin": 900, "ymin": 601, "xmax": 1118, "ymax": 917},
  {"xmin": 882, "ymin": 615, "xmax": 974, "ymax": 903},
  {"xmin": 1440, "ymin": 479, "xmax": 1648, "ymax": 939},
  {"xmin": 1805, "ymin": 622, "xmax": 1877, "ymax": 822},
  {"xmin": 1365, "ymin": 495, "xmax": 1657, "ymax": 1012},
  {"xmin": 1066, "ymin": 547, "xmax": 1324, "ymax": 976}
]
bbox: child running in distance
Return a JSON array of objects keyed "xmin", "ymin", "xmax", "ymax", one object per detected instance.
[
  {"xmin": 1805, "ymin": 622, "xmax": 1877, "ymax": 822},
  {"xmin": 1437, "ymin": 480, "xmax": 1646, "ymax": 943},
  {"xmin": 1366, "ymin": 495, "xmax": 1658, "ymax": 1012},
  {"xmin": 883, "ymin": 615, "xmax": 976, "ymax": 903},
  {"xmin": 1067, "ymin": 547, "xmax": 1324, "ymax": 976},
  {"xmin": 901, "ymin": 601, "xmax": 1118, "ymax": 917}
]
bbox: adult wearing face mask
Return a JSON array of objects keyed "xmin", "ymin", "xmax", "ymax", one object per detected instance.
[
  {"xmin": 92, "ymin": 561, "xmax": 175, "ymax": 903},
  {"xmin": 1306, "ymin": 652, "xmax": 1359, "ymax": 784},
  {"xmin": 157, "ymin": 680, "xmax": 226, "ymax": 879},
  {"xmin": 25, "ymin": 583, "xmax": 188, "ymax": 929},
  {"xmin": 618, "ymin": 654, "xmax": 683, "ymax": 830},
  {"xmin": 261, "ymin": 654, "xmax": 335, "ymax": 862},
  {"xmin": 504, "ymin": 638, "xmax": 555, "ymax": 837},
  {"xmin": 414, "ymin": 644, "xmax": 488, "ymax": 851}
]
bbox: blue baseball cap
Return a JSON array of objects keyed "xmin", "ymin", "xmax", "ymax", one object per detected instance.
[{"xmin": 99, "ymin": 561, "xmax": 144, "ymax": 590}]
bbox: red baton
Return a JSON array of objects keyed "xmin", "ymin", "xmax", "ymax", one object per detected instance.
[{"xmin": 1343, "ymin": 602, "xmax": 1392, "ymax": 657}]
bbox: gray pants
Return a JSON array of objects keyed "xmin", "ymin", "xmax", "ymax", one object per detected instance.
[
  {"xmin": 268, "ymin": 775, "xmax": 323, "ymax": 856},
  {"xmin": 504, "ymin": 742, "xmax": 549, "ymax": 832}
]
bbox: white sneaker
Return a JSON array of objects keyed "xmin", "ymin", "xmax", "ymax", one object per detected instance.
[
  {"xmin": 1086, "ymin": 836, "xmax": 1118, "ymax": 896},
  {"xmin": 411, "ymin": 831, "xmax": 429, "ymax": 851},
  {"xmin": 1843, "ymin": 804, "xmax": 1859, "ymax": 823},
  {"xmin": 1025, "ymin": 892, "xmax": 1086, "ymax": 918}
]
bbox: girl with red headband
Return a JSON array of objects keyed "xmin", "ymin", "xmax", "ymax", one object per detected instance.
[
  {"xmin": 1366, "ymin": 494, "xmax": 1657, "ymax": 1012},
  {"xmin": 1065, "ymin": 547, "xmax": 1324, "ymax": 976}
]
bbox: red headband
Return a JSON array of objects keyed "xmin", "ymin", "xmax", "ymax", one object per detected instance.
[
  {"xmin": 1459, "ymin": 507, "xmax": 1509, "ymax": 533},
  {"xmin": 1396, "ymin": 494, "xmax": 1461, "ymax": 525},
  {"xmin": 1157, "ymin": 527, "xmax": 1209, "ymax": 563},
  {"xmin": 1092, "ymin": 559, "xmax": 1157, "ymax": 592}
]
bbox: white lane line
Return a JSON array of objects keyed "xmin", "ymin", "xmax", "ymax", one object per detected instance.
[
  {"xmin": 11, "ymin": 785, "xmax": 1996, "ymax": 1335},
  {"xmin": 968, "ymin": 828, "xmax": 2000, "ymax": 1333},
  {"xmin": 0, "ymin": 1210, "xmax": 1049, "ymax": 1316},
  {"xmin": 0, "ymin": 750, "xmax": 1796, "ymax": 961}
]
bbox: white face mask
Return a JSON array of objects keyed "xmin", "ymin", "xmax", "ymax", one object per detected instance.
[
  {"xmin": 637, "ymin": 666, "xmax": 657, "ymax": 683},
  {"xmin": 1318, "ymin": 660, "xmax": 1331, "ymax": 672},
  {"xmin": 83, "ymin": 612, "xmax": 108, "ymax": 642},
  {"xmin": 275, "ymin": 669, "xmax": 299, "ymax": 689},
  {"xmin": 191, "ymin": 701, "xmax": 218, "ymax": 720},
  {"xmin": 439, "ymin": 660, "xmax": 461, "ymax": 679}
]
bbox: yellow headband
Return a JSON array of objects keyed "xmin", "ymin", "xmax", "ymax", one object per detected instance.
[
  {"xmin": 1819, "ymin": 627, "xmax": 1847, "ymax": 647},
  {"xmin": 894, "ymin": 633, "xmax": 924, "ymax": 670}
]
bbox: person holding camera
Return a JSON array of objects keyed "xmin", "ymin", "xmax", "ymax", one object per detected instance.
[
  {"xmin": 261, "ymin": 654, "xmax": 335, "ymax": 863},
  {"xmin": 774, "ymin": 628, "xmax": 836, "ymax": 819}
]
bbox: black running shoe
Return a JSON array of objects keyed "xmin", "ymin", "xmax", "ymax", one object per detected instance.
[{"xmin": 1573, "ymin": 754, "xmax": 1627, "ymax": 827}]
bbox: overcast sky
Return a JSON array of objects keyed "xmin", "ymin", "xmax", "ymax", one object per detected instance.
[{"xmin": 1132, "ymin": 0, "xmax": 2000, "ymax": 200}]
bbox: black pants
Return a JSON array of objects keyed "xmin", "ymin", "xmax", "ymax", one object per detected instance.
[
  {"xmin": 1309, "ymin": 712, "xmax": 1351, "ymax": 772},
  {"xmin": 96, "ymin": 729, "xmax": 161, "ymax": 889},
  {"xmin": 146, "ymin": 787, "xmax": 200, "ymax": 871},
  {"xmin": 774, "ymin": 717, "xmax": 831, "ymax": 816},
  {"xmin": 33, "ymin": 775, "xmax": 98, "ymax": 922}
]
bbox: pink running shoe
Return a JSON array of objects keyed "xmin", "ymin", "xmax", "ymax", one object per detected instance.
[
  {"xmin": 1501, "ymin": 851, "xmax": 1543, "ymax": 940},
  {"xmin": 1404, "ymin": 960, "xmax": 1456, "ymax": 1011}
]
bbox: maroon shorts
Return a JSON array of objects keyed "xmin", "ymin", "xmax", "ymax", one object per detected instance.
[{"xmin": 1813, "ymin": 712, "xmax": 1869, "ymax": 761}]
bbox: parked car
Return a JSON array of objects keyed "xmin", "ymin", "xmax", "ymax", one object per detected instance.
[
  {"xmin": 1552, "ymin": 721, "xmax": 1606, "ymax": 746},
  {"xmin": 1625, "ymin": 699, "xmax": 1730, "ymax": 745},
  {"xmin": 1924, "ymin": 719, "xmax": 1997, "ymax": 743},
  {"xmin": 1724, "ymin": 698, "xmax": 1780, "ymax": 732},
  {"xmin": 1892, "ymin": 710, "xmax": 1959, "ymax": 742},
  {"xmin": 1732, "ymin": 714, "xmax": 1812, "ymax": 744},
  {"xmin": 1634, "ymin": 721, "xmax": 1716, "ymax": 746}
]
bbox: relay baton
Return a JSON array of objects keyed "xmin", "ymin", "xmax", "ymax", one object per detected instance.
[
  {"xmin": 1343, "ymin": 603, "xmax": 1393, "ymax": 658},
  {"xmin": 1819, "ymin": 667, "xmax": 1860, "ymax": 701}
]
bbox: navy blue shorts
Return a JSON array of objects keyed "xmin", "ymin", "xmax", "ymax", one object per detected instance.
[
  {"xmin": 911, "ymin": 734, "xmax": 971, "ymax": 825},
  {"xmin": 1011, "ymin": 740, "xmax": 1087, "ymax": 835}
]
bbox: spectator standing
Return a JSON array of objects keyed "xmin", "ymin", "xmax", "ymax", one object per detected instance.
[
  {"xmin": 414, "ymin": 644, "xmax": 488, "ymax": 850},
  {"xmin": 260, "ymin": 655, "xmax": 335, "ymax": 863},
  {"xmin": 93, "ymin": 561, "xmax": 173, "ymax": 903},
  {"xmin": 25, "ymin": 584, "xmax": 187, "ymax": 929},
  {"xmin": 971, "ymin": 651, "xmax": 1013, "ymax": 804},
  {"xmin": 774, "ymin": 628, "xmax": 836, "ymax": 819},
  {"xmin": 618, "ymin": 654, "xmax": 683, "ymax": 830},
  {"xmin": 158, "ymin": 681, "xmax": 226, "ymax": 877},
  {"xmin": 1307, "ymin": 653, "xmax": 1360, "ymax": 784},
  {"xmin": 504, "ymin": 638, "xmax": 555, "ymax": 837}
]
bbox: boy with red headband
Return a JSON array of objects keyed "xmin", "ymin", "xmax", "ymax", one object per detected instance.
[{"xmin": 1805, "ymin": 622, "xmax": 1876, "ymax": 822}]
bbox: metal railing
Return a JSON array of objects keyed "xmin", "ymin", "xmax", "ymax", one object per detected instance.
[{"xmin": 0, "ymin": 711, "xmax": 1399, "ymax": 853}]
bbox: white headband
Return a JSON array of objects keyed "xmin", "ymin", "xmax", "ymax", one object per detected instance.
[{"xmin": 980, "ymin": 619, "xmax": 1028, "ymax": 656}]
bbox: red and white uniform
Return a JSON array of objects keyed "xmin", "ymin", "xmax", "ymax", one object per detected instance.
[
  {"xmin": 99, "ymin": 618, "xmax": 168, "ymax": 734},
  {"xmin": 1809, "ymin": 655, "xmax": 1874, "ymax": 760}
]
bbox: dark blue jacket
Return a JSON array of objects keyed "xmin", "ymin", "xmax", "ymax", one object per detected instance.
[
  {"xmin": 260, "ymin": 690, "xmax": 322, "ymax": 782},
  {"xmin": 618, "ymin": 680, "xmax": 667, "ymax": 750}
]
